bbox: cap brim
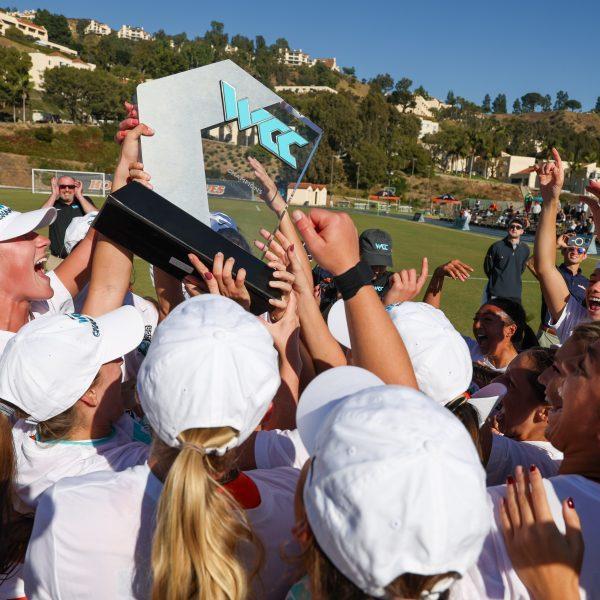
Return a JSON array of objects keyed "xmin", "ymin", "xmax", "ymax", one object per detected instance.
[
  {"xmin": 361, "ymin": 251, "xmax": 392, "ymax": 267},
  {"xmin": 468, "ymin": 382, "xmax": 507, "ymax": 426},
  {"xmin": 0, "ymin": 207, "xmax": 57, "ymax": 242},
  {"xmin": 96, "ymin": 305, "xmax": 145, "ymax": 364},
  {"xmin": 327, "ymin": 299, "xmax": 351, "ymax": 349},
  {"xmin": 297, "ymin": 366, "xmax": 383, "ymax": 454}
]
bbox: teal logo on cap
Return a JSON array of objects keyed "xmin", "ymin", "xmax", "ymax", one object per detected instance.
[
  {"xmin": 0, "ymin": 205, "xmax": 13, "ymax": 220},
  {"xmin": 220, "ymin": 81, "xmax": 309, "ymax": 169},
  {"xmin": 67, "ymin": 313, "xmax": 100, "ymax": 337}
]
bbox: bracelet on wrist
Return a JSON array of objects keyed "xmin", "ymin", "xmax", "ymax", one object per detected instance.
[{"xmin": 334, "ymin": 260, "xmax": 373, "ymax": 301}]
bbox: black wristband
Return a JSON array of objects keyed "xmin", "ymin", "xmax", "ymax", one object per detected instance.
[{"xmin": 334, "ymin": 260, "xmax": 373, "ymax": 300}]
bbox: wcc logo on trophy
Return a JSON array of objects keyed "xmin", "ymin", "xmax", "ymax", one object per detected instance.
[{"xmin": 91, "ymin": 60, "xmax": 322, "ymax": 316}]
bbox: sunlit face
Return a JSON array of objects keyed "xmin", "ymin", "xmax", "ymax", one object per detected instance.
[
  {"xmin": 472, "ymin": 304, "xmax": 517, "ymax": 356},
  {"xmin": 0, "ymin": 231, "xmax": 51, "ymax": 301},
  {"xmin": 561, "ymin": 246, "xmax": 587, "ymax": 267},
  {"xmin": 541, "ymin": 339, "xmax": 600, "ymax": 454},
  {"xmin": 507, "ymin": 222, "xmax": 524, "ymax": 241},
  {"xmin": 493, "ymin": 352, "xmax": 546, "ymax": 438},
  {"xmin": 585, "ymin": 270, "xmax": 600, "ymax": 321},
  {"xmin": 58, "ymin": 176, "xmax": 76, "ymax": 203}
]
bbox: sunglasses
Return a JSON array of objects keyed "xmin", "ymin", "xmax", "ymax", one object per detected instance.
[
  {"xmin": 59, "ymin": 184, "xmax": 76, "ymax": 190},
  {"xmin": 509, "ymin": 224, "xmax": 523, "ymax": 230}
]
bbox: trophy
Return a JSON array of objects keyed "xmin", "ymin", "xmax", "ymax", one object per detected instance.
[{"xmin": 93, "ymin": 59, "xmax": 322, "ymax": 315}]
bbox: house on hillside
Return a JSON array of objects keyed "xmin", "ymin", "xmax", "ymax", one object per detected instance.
[
  {"xmin": 84, "ymin": 20, "xmax": 112, "ymax": 36},
  {"xmin": 117, "ymin": 25, "xmax": 152, "ymax": 41},
  {"xmin": 275, "ymin": 85, "xmax": 337, "ymax": 95},
  {"xmin": 0, "ymin": 10, "xmax": 48, "ymax": 41},
  {"xmin": 29, "ymin": 52, "xmax": 96, "ymax": 90},
  {"xmin": 287, "ymin": 183, "xmax": 328, "ymax": 206}
]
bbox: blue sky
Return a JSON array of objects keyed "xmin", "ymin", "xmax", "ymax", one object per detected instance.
[{"xmin": 14, "ymin": 0, "xmax": 598, "ymax": 109}]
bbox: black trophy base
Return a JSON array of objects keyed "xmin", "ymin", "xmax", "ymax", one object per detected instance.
[{"xmin": 92, "ymin": 182, "xmax": 280, "ymax": 316}]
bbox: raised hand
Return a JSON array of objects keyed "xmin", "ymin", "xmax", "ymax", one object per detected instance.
[
  {"xmin": 292, "ymin": 208, "xmax": 359, "ymax": 276},
  {"xmin": 248, "ymin": 156, "xmax": 286, "ymax": 213},
  {"xmin": 437, "ymin": 258, "xmax": 473, "ymax": 282},
  {"xmin": 500, "ymin": 465, "xmax": 583, "ymax": 600},
  {"xmin": 119, "ymin": 123, "xmax": 154, "ymax": 171},
  {"xmin": 211, "ymin": 252, "xmax": 251, "ymax": 311},
  {"xmin": 254, "ymin": 228, "xmax": 290, "ymax": 267},
  {"xmin": 127, "ymin": 161, "xmax": 153, "ymax": 189},
  {"xmin": 535, "ymin": 148, "xmax": 564, "ymax": 203},
  {"xmin": 115, "ymin": 101, "xmax": 139, "ymax": 144},
  {"xmin": 383, "ymin": 258, "xmax": 429, "ymax": 305},
  {"xmin": 74, "ymin": 179, "xmax": 84, "ymax": 200},
  {"xmin": 50, "ymin": 176, "xmax": 59, "ymax": 196}
]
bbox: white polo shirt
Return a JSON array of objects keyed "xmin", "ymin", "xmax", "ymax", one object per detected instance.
[
  {"xmin": 24, "ymin": 463, "xmax": 300, "ymax": 600},
  {"xmin": 551, "ymin": 295, "xmax": 589, "ymax": 345},
  {"xmin": 486, "ymin": 434, "xmax": 563, "ymax": 487},
  {"xmin": 449, "ymin": 475, "xmax": 600, "ymax": 599}
]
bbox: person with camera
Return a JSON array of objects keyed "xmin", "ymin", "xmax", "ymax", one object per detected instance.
[{"xmin": 527, "ymin": 232, "xmax": 589, "ymax": 347}]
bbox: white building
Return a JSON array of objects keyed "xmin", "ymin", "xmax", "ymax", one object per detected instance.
[
  {"xmin": 0, "ymin": 10, "xmax": 47, "ymax": 41},
  {"xmin": 84, "ymin": 20, "xmax": 111, "ymax": 36},
  {"xmin": 34, "ymin": 39, "xmax": 78, "ymax": 56},
  {"xmin": 278, "ymin": 47, "xmax": 313, "ymax": 67},
  {"xmin": 418, "ymin": 118, "xmax": 439, "ymax": 139},
  {"xmin": 117, "ymin": 25, "xmax": 152, "ymax": 41},
  {"xmin": 313, "ymin": 57, "xmax": 340, "ymax": 72},
  {"xmin": 275, "ymin": 85, "xmax": 337, "ymax": 94},
  {"xmin": 29, "ymin": 51, "xmax": 96, "ymax": 91},
  {"xmin": 401, "ymin": 95, "xmax": 450, "ymax": 119},
  {"xmin": 287, "ymin": 183, "xmax": 328, "ymax": 206},
  {"xmin": 8, "ymin": 9, "xmax": 37, "ymax": 20},
  {"xmin": 224, "ymin": 44, "xmax": 238, "ymax": 54}
]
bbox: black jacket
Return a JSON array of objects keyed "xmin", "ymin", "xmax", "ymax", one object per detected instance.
[{"xmin": 484, "ymin": 237, "xmax": 530, "ymax": 301}]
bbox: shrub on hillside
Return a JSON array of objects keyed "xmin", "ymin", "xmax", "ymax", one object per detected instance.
[{"xmin": 33, "ymin": 127, "xmax": 54, "ymax": 143}]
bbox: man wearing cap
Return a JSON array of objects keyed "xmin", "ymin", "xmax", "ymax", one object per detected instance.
[
  {"xmin": 483, "ymin": 217, "xmax": 530, "ymax": 303},
  {"xmin": 42, "ymin": 175, "xmax": 96, "ymax": 259},
  {"xmin": 359, "ymin": 228, "xmax": 394, "ymax": 298}
]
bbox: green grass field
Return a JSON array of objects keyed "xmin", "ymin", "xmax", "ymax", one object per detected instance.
[{"xmin": 3, "ymin": 188, "xmax": 596, "ymax": 336}]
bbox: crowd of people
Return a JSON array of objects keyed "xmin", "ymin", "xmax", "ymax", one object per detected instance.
[{"xmin": 0, "ymin": 105, "xmax": 598, "ymax": 600}]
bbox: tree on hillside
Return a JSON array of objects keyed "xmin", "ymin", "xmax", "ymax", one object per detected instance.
[
  {"xmin": 274, "ymin": 37, "xmax": 289, "ymax": 49},
  {"xmin": 446, "ymin": 90, "xmax": 456, "ymax": 105},
  {"xmin": 512, "ymin": 98, "xmax": 522, "ymax": 114},
  {"xmin": 594, "ymin": 97, "xmax": 600, "ymax": 113},
  {"xmin": 131, "ymin": 40, "xmax": 187, "ymax": 78},
  {"xmin": 204, "ymin": 21, "xmax": 227, "ymax": 49},
  {"xmin": 34, "ymin": 9, "xmax": 74, "ymax": 47},
  {"xmin": 342, "ymin": 66, "xmax": 356, "ymax": 76},
  {"xmin": 231, "ymin": 34, "xmax": 254, "ymax": 53},
  {"xmin": 0, "ymin": 47, "xmax": 32, "ymax": 121},
  {"xmin": 482, "ymin": 94, "xmax": 491, "ymax": 113},
  {"xmin": 369, "ymin": 73, "xmax": 394, "ymax": 94},
  {"xmin": 564, "ymin": 99, "xmax": 582, "ymax": 111},
  {"xmin": 413, "ymin": 85, "xmax": 430, "ymax": 99},
  {"xmin": 492, "ymin": 93, "xmax": 507, "ymax": 114},
  {"xmin": 540, "ymin": 94, "xmax": 552, "ymax": 112},
  {"xmin": 390, "ymin": 78, "xmax": 415, "ymax": 112},
  {"xmin": 554, "ymin": 90, "xmax": 569, "ymax": 110},
  {"xmin": 349, "ymin": 141, "xmax": 387, "ymax": 189},
  {"xmin": 520, "ymin": 92, "xmax": 544, "ymax": 112}
]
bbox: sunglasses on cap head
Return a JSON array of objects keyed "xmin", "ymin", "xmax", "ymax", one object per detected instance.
[
  {"xmin": 509, "ymin": 224, "xmax": 523, "ymax": 230},
  {"xmin": 59, "ymin": 184, "xmax": 76, "ymax": 190}
]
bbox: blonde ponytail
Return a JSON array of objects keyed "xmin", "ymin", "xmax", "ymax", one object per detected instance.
[{"xmin": 151, "ymin": 428, "xmax": 262, "ymax": 600}]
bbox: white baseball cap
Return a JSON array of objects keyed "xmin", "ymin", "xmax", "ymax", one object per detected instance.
[
  {"xmin": 304, "ymin": 385, "xmax": 489, "ymax": 597},
  {"xmin": 327, "ymin": 300, "xmax": 473, "ymax": 405},
  {"xmin": 137, "ymin": 295, "xmax": 280, "ymax": 454},
  {"xmin": 0, "ymin": 306, "xmax": 145, "ymax": 422},
  {"xmin": 64, "ymin": 211, "xmax": 97, "ymax": 254},
  {"xmin": 297, "ymin": 366, "xmax": 383, "ymax": 454},
  {"xmin": 0, "ymin": 204, "xmax": 56, "ymax": 242}
]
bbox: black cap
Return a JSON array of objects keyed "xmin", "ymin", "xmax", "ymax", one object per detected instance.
[
  {"xmin": 359, "ymin": 229, "xmax": 393, "ymax": 267},
  {"xmin": 508, "ymin": 217, "xmax": 525, "ymax": 228}
]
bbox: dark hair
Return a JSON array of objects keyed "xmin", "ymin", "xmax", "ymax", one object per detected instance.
[
  {"xmin": 485, "ymin": 298, "xmax": 537, "ymax": 350},
  {"xmin": 520, "ymin": 347, "xmax": 556, "ymax": 404},
  {"xmin": 446, "ymin": 398, "xmax": 483, "ymax": 463},
  {"xmin": 219, "ymin": 227, "xmax": 252, "ymax": 254}
]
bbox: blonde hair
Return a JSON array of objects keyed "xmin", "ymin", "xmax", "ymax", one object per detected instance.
[
  {"xmin": 151, "ymin": 427, "xmax": 263, "ymax": 600},
  {"xmin": 571, "ymin": 320, "xmax": 600, "ymax": 347}
]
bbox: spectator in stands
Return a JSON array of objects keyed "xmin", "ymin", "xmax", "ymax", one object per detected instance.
[
  {"xmin": 358, "ymin": 228, "xmax": 394, "ymax": 298},
  {"xmin": 484, "ymin": 217, "xmax": 530, "ymax": 303},
  {"xmin": 42, "ymin": 176, "xmax": 96, "ymax": 259},
  {"xmin": 527, "ymin": 233, "xmax": 589, "ymax": 347},
  {"xmin": 531, "ymin": 200, "xmax": 542, "ymax": 221}
]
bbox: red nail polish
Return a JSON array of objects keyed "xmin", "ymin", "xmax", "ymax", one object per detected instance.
[
  {"xmin": 204, "ymin": 272, "xmax": 213, "ymax": 280},
  {"xmin": 507, "ymin": 476, "xmax": 515, "ymax": 485},
  {"xmin": 529, "ymin": 465, "xmax": 536, "ymax": 472},
  {"xmin": 567, "ymin": 497, "xmax": 575, "ymax": 509},
  {"xmin": 289, "ymin": 244, "xmax": 295, "ymax": 252}
]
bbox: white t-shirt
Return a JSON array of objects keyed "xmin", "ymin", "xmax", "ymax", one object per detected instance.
[
  {"xmin": 255, "ymin": 428, "xmax": 309, "ymax": 470},
  {"xmin": 0, "ymin": 270, "xmax": 73, "ymax": 356},
  {"xmin": 464, "ymin": 337, "xmax": 508, "ymax": 373},
  {"xmin": 12, "ymin": 413, "xmax": 149, "ymax": 513},
  {"xmin": 551, "ymin": 294, "xmax": 589, "ymax": 345},
  {"xmin": 24, "ymin": 463, "xmax": 299, "ymax": 600},
  {"xmin": 450, "ymin": 475, "xmax": 600, "ymax": 599},
  {"xmin": 486, "ymin": 434, "xmax": 563, "ymax": 487}
]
